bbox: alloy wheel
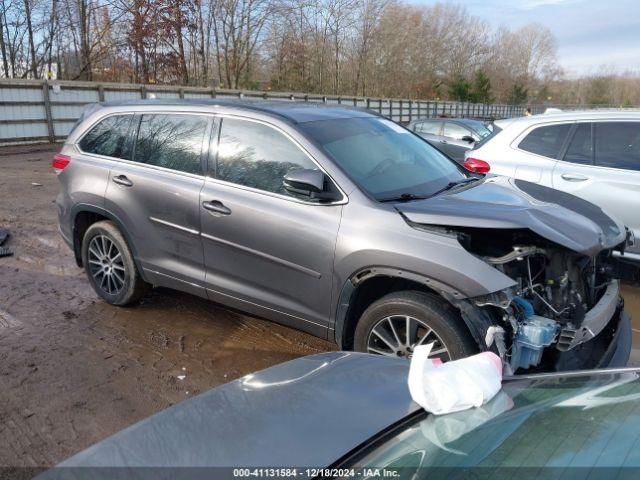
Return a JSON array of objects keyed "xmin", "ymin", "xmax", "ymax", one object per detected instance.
[
  {"xmin": 87, "ymin": 235, "xmax": 126, "ymax": 295},
  {"xmin": 366, "ymin": 315, "xmax": 451, "ymax": 361}
]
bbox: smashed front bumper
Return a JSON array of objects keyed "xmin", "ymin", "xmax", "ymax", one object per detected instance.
[
  {"xmin": 555, "ymin": 300, "xmax": 631, "ymax": 371},
  {"xmin": 557, "ymin": 280, "xmax": 620, "ymax": 352},
  {"xmin": 599, "ymin": 309, "xmax": 632, "ymax": 368}
]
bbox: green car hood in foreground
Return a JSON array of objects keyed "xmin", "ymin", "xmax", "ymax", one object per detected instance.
[{"xmin": 39, "ymin": 351, "xmax": 640, "ymax": 479}]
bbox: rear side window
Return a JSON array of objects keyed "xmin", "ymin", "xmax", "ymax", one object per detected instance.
[
  {"xmin": 134, "ymin": 114, "xmax": 209, "ymax": 175},
  {"xmin": 216, "ymin": 118, "xmax": 318, "ymax": 198},
  {"xmin": 595, "ymin": 122, "xmax": 640, "ymax": 171},
  {"xmin": 414, "ymin": 121, "xmax": 441, "ymax": 135},
  {"xmin": 79, "ymin": 115, "xmax": 133, "ymax": 159},
  {"xmin": 563, "ymin": 123, "xmax": 592, "ymax": 165},
  {"xmin": 518, "ymin": 124, "xmax": 571, "ymax": 159}
]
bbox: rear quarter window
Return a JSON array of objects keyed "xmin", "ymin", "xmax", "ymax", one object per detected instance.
[{"xmin": 518, "ymin": 124, "xmax": 571, "ymax": 159}]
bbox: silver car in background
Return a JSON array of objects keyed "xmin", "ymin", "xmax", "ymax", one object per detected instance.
[
  {"xmin": 466, "ymin": 111, "xmax": 640, "ymax": 259},
  {"xmin": 407, "ymin": 117, "xmax": 493, "ymax": 163}
]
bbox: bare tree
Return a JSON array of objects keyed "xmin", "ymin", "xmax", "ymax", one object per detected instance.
[
  {"xmin": 170, "ymin": 1, "xmax": 190, "ymax": 84},
  {"xmin": 352, "ymin": 0, "xmax": 385, "ymax": 96},
  {"xmin": 0, "ymin": 0, "xmax": 578, "ymax": 106},
  {"xmin": 212, "ymin": 0, "xmax": 271, "ymax": 88},
  {"xmin": 195, "ymin": 0, "xmax": 208, "ymax": 83},
  {"xmin": 0, "ymin": 0, "xmax": 10, "ymax": 77},
  {"xmin": 22, "ymin": 0, "xmax": 37, "ymax": 77}
]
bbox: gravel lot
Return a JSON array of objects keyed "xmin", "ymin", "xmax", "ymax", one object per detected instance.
[{"xmin": 1, "ymin": 145, "xmax": 638, "ymax": 469}]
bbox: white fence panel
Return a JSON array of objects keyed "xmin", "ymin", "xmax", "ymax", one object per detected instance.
[{"xmin": 0, "ymin": 79, "xmax": 531, "ymax": 145}]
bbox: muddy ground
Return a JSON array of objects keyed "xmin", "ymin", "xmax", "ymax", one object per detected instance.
[
  {"xmin": 1, "ymin": 145, "xmax": 639, "ymax": 470},
  {"xmin": 0, "ymin": 145, "xmax": 334, "ymax": 470}
]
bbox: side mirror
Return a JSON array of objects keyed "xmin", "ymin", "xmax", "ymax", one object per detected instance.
[
  {"xmin": 461, "ymin": 135, "xmax": 476, "ymax": 144},
  {"xmin": 283, "ymin": 169, "xmax": 338, "ymax": 201}
]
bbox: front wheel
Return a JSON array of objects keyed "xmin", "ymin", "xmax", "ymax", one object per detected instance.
[
  {"xmin": 81, "ymin": 220, "xmax": 149, "ymax": 306},
  {"xmin": 353, "ymin": 290, "xmax": 477, "ymax": 362}
]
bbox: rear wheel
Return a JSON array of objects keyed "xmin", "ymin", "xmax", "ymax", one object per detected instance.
[
  {"xmin": 81, "ymin": 220, "xmax": 149, "ymax": 306},
  {"xmin": 353, "ymin": 290, "xmax": 477, "ymax": 361}
]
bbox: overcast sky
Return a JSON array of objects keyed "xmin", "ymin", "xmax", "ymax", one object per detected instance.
[{"xmin": 417, "ymin": 0, "xmax": 640, "ymax": 76}]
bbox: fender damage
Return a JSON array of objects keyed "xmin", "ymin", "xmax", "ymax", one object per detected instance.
[{"xmin": 396, "ymin": 176, "xmax": 634, "ymax": 373}]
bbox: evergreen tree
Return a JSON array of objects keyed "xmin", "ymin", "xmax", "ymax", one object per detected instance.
[
  {"xmin": 448, "ymin": 75, "xmax": 472, "ymax": 102},
  {"xmin": 470, "ymin": 71, "xmax": 493, "ymax": 103},
  {"xmin": 509, "ymin": 82, "xmax": 528, "ymax": 104}
]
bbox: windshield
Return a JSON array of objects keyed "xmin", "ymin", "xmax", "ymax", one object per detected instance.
[
  {"xmin": 469, "ymin": 122, "xmax": 492, "ymax": 138},
  {"xmin": 300, "ymin": 117, "xmax": 467, "ymax": 200},
  {"xmin": 345, "ymin": 370, "xmax": 640, "ymax": 475},
  {"xmin": 474, "ymin": 125, "xmax": 502, "ymax": 149}
]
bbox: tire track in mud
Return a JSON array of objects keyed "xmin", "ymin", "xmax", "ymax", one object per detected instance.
[{"xmin": 0, "ymin": 265, "xmax": 333, "ymax": 466}]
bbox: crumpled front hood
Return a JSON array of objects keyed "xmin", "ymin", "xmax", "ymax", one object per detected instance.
[{"xmin": 396, "ymin": 176, "xmax": 625, "ymax": 256}]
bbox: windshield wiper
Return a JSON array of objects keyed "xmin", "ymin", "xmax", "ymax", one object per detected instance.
[
  {"xmin": 428, "ymin": 177, "xmax": 481, "ymax": 198},
  {"xmin": 378, "ymin": 193, "xmax": 429, "ymax": 203},
  {"xmin": 378, "ymin": 177, "xmax": 481, "ymax": 203}
]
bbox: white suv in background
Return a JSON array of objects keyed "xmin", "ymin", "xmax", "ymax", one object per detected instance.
[{"xmin": 467, "ymin": 111, "xmax": 640, "ymax": 259}]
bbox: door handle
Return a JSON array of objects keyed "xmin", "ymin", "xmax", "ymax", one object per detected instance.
[
  {"xmin": 561, "ymin": 173, "xmax": 588, "ymax": 182},
  {"xmin": 112, "ymin": 175, "xmax": 133, "ymax": 187},
  {"xmin": 203, "ymin": 200, "xmax": 231, "ymax": 216}
]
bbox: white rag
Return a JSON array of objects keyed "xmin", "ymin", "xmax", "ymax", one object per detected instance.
[{"xmin": 407, "ymin": 343, "xmax": 503, "ymax": 415}]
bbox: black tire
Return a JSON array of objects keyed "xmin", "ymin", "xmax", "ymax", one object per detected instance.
[
  {"xmin": 353, "ymin": 290, "xmax": 477, "ymax": 361},
  {"xmin": 81, "ymin": 220, "xmax": 149, "ymax": 306}
]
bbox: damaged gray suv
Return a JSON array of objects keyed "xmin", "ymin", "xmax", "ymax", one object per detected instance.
[{"xmin": 55, "ymin": 100, "xmax": 634, "ymax": 373}]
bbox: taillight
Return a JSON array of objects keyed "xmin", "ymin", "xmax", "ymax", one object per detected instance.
[
  {"xmin": 52, "ymin": 154, "xmax": 71, "ymax": 174},
  {"xmin": 463, "ymin": 157, "xmax": 490, "ymax": 174}
]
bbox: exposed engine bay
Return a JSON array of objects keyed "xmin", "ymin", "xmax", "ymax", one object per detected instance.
[
  {"xmin": 394, "ymin": 176, "xmax": 635, "ymax": 372},
  {"xmin": 457, "ymin": 228, "xmax": 630, "ymax": 373}
]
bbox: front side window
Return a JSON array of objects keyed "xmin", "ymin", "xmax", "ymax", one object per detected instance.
[
  {"xmin": 134, "ymin": 114, "xmax": 208, "ymax": 175},
  {"xmin": 300, "ymin": 117, "xmax": 466, "ymax": 200},
  {"xmin": 216, "ymin": 118, "xmax": 319, "ymax": 197},
  {"xmin": 414, "ymin": 121, "xmax": 441, "ymax": 135},
  {"xmin": 595, "ymin": 122, "xmax": 640, "ymax": 171},
  {"xmin": 518, "ymin": 124, "xmax": 571, "ymax": 159},
  {"xmin": 563, "ymin": 123, "xmax": 592, "ymax": 165},
  {"xmin": 443, "ymin": 122, "xmax": 471, "ymax": 140},
  {"xmin": 79, "ymin": 115, "xmax": 133, "ymax": 159}
]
